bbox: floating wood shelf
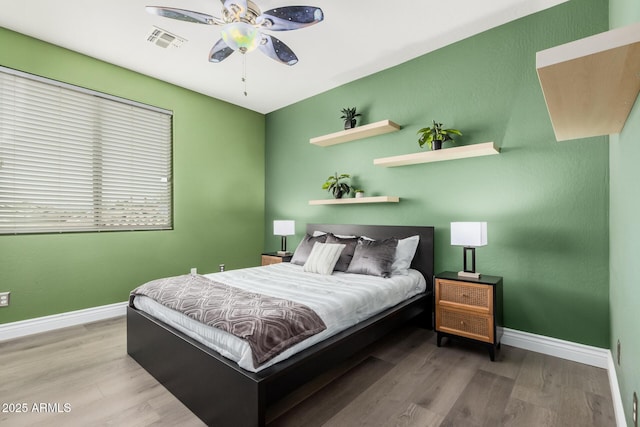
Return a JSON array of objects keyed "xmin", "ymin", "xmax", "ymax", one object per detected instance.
[
  {"xmin": 310, "ymin": 120, "xmax": 401, "ymax": 147},
  {"xmin": 309, "ymin": 196, "xmax": 400, "ymax": 205},
  {"xmin": 373, "ymin": 142, "xmax": 499, "ymax": 167},
  {"xmin": 536, "ymin": 21, "xmax": 640, "ymax": 141}
]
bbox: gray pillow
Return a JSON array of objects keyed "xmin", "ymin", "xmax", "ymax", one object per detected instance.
[
  {"xmin": 290, "ymin": 233, "xmax": 328, "ymax": 265},
  {"xmin": 325, "ymin": 233, "xmax": 358, "ymax": 272},
  {"xmin": 346, "ymin": 237, "xmax": 398, "ymax": 278}
]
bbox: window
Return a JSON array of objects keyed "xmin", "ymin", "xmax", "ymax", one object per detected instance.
[{"xmin": 0, "ymin": 67, "xmax": 173, "ymax": 234}]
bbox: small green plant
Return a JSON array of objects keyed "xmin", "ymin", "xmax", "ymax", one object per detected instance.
[
  {"xmin": 322, "ymin": 173, "xmax": 352, "ymax": 199},
  {"xmin": 340, "ymin": 107, "xmax": 361, "ymax": 129},
  {"xmin": 417, "ymin": 121, "xmax": 462, "ymax": 150}
]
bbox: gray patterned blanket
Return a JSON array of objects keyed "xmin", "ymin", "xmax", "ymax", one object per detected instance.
[{"xmin": 130, "ymin": 274, "xmax": 327, "ymax": 367}]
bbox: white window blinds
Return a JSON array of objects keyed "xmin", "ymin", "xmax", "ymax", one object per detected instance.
[{"xmin": 0, "ymin": 67, "xmax": 173, "ymax": 234}]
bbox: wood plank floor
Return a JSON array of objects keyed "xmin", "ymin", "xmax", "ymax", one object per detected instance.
[{"xmin": 0, "ymin": 317, "xmax": 616, "ymax": 426}]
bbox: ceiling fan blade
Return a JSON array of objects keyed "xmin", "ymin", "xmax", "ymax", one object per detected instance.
[
  {"xmin": 209, "ymin": 39, "xmax": 235, "ymax": 63},
  {"xmin": 258, "ymin": 34, "xmax": 298, "ymax": 66},
  {"xmin": 146, "ymin": 6, "xmax": 222, "ymax": 25},
  {"xmin": 223, "ymin": 0, "xmax": 248, "ymax": 19},
  {"xmin": 256, "ymin": 6, "xmax": 323, "ymax": 31}
]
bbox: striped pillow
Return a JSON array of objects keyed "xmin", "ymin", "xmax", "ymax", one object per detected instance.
[{"xmin": 303, "ymin": 242, "xmax": 346, "ymax": 275}]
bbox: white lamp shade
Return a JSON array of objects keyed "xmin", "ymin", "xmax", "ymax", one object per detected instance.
[
  {"xmin": 451, "ymin": 222, "xmax": 487, "ymax": 247},
  {"xmin": 273, "ymin": 220, "xmax": 295, "ymax": 236}
]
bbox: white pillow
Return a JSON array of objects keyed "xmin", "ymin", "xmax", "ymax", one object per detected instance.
[
  {"xmin": 391, "ymin": 235, "xmax": 420, "ymax": 275},
  {"xmin": 303, "ymin": 242, "xmax": 346, "ymax": 275}
]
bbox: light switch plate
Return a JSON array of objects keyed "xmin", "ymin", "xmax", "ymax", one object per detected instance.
[{"xmin": 0, "ymin": 292, "xmax": 10, "ymax": 307}]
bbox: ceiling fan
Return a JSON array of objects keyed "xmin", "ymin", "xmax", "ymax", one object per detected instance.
[{"xmin": 146, "ymin": 0, "xmax": 324, "ymax": 66}]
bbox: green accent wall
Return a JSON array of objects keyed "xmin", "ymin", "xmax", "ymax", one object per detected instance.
[
  {"xmin": 609, "ymin": 0, "xmax": 640, "ymax": 424},
  {"xmin": 0, "ymin": 28, "xmax": 265, "ymax": 324},
  {"xmin": 265, "ymin": 0, "xmax": 610, "ymax": 347}
]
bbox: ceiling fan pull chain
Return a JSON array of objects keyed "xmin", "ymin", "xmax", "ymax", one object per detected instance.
[{"xmin": 242, "ymin": 54, "xmax": 248, "ymax": 96}]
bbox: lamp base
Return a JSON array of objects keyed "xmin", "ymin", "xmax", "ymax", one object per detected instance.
[
  {"xmin": 458, "ymin": 270, "xmax": 481, "ymax": 279},
  {"xmin": 277, "ymin": 250, "xmax": 292, "ymax": 256}
]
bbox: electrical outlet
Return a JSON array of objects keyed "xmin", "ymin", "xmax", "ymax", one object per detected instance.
[
  {"xmin": 0, "ymin": 291, "xmax": 10, "ymax": 307},
  {"xmin": 190, "ymin": 267, "xmax": 197, "ymax": 276},
  {"xmin": 617, "ymin": 339, "xmax": 621, "ymax": 365},
  {"xmin": 633, "ymin": 391, "xmax": 637, "ymax": 427}
]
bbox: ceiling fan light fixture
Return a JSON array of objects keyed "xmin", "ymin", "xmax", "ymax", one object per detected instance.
[
  {"xmin": 221, "ymin": 22, "xmax": 261, "ymax": 53},
  {"xmin": 146, "ymin": 2, "xmax": 323, "ymax": 65}
]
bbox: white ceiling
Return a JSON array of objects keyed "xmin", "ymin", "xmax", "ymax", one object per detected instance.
[{"xmin": 0, "ymin": 0, "xmax": 566, "ymax": 114}]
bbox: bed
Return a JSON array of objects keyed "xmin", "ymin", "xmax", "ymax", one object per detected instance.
[{"xmin": 127, "ymin": 223, "xmax": 434, "ymax": 426}]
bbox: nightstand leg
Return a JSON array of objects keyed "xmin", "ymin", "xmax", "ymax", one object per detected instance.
[
  {"xmin": 489, "ymin": 346, "xmax": 495, "ymax": 362},
  {"xmin": 436, "ymin": 332, "xmax": 442, "ymax": 347}
]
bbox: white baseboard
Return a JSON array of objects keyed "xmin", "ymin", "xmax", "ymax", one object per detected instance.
[
  {"xmin": 0, "ymin": 301, "xmax": 127, "ymax": 342},
  {"xmin": 502, "ymin": 328, "xmax": 625, "ymax": 427},
  {"xmin": 607, "ymin": 351, "xmax": 628, "ymax": 427},
  {"xmin": 502, "ymin": 327, "xmax": 609, "ymax": 368}
]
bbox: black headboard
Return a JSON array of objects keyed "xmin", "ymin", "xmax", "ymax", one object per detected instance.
[{"xmin": 307, "ymin": 224, "xmax": 435, "ymax": 292}]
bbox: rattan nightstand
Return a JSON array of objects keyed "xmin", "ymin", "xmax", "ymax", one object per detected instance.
[
  {"xmin": 435, "ymin": 271, "xmax": 503, "ymax": 361},
  {"xmin": 261, "ymin": 252, "xmax": 292, "ymax": 266}
]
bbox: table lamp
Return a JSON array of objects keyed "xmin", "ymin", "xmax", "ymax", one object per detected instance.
[
  {"xmin": 451, "ymin": 222, "xmax": 487, "ymax": 279},
  {"xmin": 273, "ymin": 220, "xmax": 295, "ymax": 256}
]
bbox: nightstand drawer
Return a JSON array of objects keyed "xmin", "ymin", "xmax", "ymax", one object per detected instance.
[
  {"xmin": 436, "ymin": 306, "xmax": 494, "ymax": 343},
  {"xmin": 262, "ymin": 255, "xmax": 283, "ymax": 266},
  {"xmin": 436, "ymin": 279, "xmax": 492, "ymax": 312},
  {"xmin": 261, "ymin": 253, "xmax": 292, "ymax": 266}
]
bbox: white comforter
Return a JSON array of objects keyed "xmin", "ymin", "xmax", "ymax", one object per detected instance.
[{"xmin": 133, "ymin": 263, "xmax": 426, "ymax": 372}]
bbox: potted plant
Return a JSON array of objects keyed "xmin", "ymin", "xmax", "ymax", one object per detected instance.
[
  {"xmin": 340, "ymin": 107, "xmax": 361, "ymax": 130},
  {"xmin": 354, "ymin": 189, "xmax": 365, "ymax": 198},
  {"xmin": 417, "ymin": 120, "xmax": 462, "ymax": 150},
  {"xmin": 322, "ymin": 173, "xmax": 352, "ymax": 199}
]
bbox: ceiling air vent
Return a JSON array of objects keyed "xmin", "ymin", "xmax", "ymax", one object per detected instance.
[{"xmin": 147, "ymin": 26, "xmax": 186, "ymax": 48}]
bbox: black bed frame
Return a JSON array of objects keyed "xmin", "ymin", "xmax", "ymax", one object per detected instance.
[{"xmin": 127, "ymin": 224, "xmax": 434, "ymax": 426}]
